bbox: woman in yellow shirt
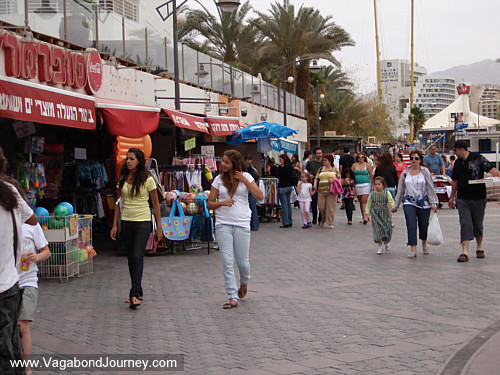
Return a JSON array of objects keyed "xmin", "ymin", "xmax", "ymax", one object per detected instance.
[
  {"xmin": 314, "ymin": 154, "xmax": 340, "ymax": 228},
  {"xmin": 110, "ymin": 148, "xmax": 162, "ymax": 308}
]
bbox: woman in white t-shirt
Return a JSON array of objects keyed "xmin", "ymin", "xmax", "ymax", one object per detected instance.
[
  {"xmin": 0, "ymin": 179, "xmax": 37, "ymax": 374},
  {"xmin": 207, "ymin": 150, "xmax": 264, "ymax": 309}
]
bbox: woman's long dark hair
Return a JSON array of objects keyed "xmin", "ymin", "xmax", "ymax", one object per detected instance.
[
  {"xmin": 221, "ymin": 150, "xmax": 246, "ymax": 197},
  {"xmin": 0, "ymin": 179, "xmax": 18, "ymax": 211},
  {"xmin": 410, "ymin": 150, "xmax": 424, "ymax": 166},
  {"xmin": 117, "ymin": 148, "xmax": 148, "ymax": 197},
  {"xmin": 280, "ymin": 154, "xmax": 291, "ymax": 165},
  {"xmin": 378, "ymin": 152, "xmax": 394, "ymax": 174}
]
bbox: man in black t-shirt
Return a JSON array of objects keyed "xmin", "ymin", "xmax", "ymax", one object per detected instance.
[
  {"xmin": 449, "ymin": 141, "xmax": 500, "ymax": 262},
  {"xmin": 305, "ymin": 147, "xmax": 323, "ymax": 224},
  {"xmin": 339, "ymin": 147, "xmax": 355, "ymax": 174}
]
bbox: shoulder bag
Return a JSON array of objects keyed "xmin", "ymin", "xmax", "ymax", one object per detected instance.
[{"xmin": 161, "ymin": 200, "xmax": 193, "ymax": 241}]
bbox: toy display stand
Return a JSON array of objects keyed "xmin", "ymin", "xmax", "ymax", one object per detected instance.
[
  {"xmin": 38, "ymin": 215, "xmax": 79, "ymax": 283},
  {"xmin": 78, "ymin": 215, "xmax": 94, "ymax": 277}
]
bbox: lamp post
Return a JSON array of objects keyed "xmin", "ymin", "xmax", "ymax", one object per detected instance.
[
  {"xmin": 315, "ymin": 82, "xmax": 325, "ymax": 147},
  {"xmin": 279, "ymin": 58, "xmax": 321, "ymax": 127},
  {"xmin": 156, "ymin": 0, "xmax": 241, "ymax": 110}
]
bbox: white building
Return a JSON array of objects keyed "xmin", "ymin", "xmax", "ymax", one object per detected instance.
[{"xmin": 380, "ymin": 59, "xmax": 456, "ymax": 139}]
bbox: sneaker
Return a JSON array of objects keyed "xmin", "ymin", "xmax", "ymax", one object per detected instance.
[
  {"xmin": 377, "ymin": 248, "xmax": 383, "ymax": 255},
  {"xmin": 384, "ymin": 242, "xmax": 390, "ymax": 252}
]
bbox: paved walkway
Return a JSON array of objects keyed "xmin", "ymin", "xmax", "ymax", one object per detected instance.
[{"xmin": 29, "ymin": 203, "xmax": 500, "ymax": 374}]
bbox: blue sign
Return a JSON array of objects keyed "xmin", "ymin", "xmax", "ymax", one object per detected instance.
[
  {"xmin": 454, "ymin": 123, "xmax": 469, "ymax": 130},
  {"xmin": 270, "ymin": 138, "xmax": 298, "ymax": 154}
]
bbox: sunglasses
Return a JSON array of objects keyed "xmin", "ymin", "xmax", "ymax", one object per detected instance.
[
  {"xmin": 357, "ymin": 155, "xmax": 365, "ymax": 159},
  {"xmin": 410, "ymin": 156, "xmax": 420, "ymax": 160}
]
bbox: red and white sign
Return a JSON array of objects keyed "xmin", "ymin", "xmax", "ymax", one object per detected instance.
[
  {"xmin": 0, "ymin": 32, "xmax": 102, "ymax": 95},
  {"xmin": 206, "ymin": 116, "xmax": 240, "ymax": 136},
  {"xmin": 162, "ymin": 109, "xmax": 208, "ymax": 133},
  {"xmin": 0, "ymin": 76, "xmax": 96, "ymax": 130},
  {"xmin": 85, "ymin": 49, "xmax": 103, "ymax": 95},
  {"xmin": 457, "ymin": 83, "xmax": 471, "ymax": 95}
]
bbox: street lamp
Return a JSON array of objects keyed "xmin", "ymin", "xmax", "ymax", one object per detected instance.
[
  {"xmin": 156, "ymin": 0, "xmax": 241, "ymax": 110},
  {"xmin": 280, "ymin": 57, "xmax": 321, "ymax": 127},
  {"xmin": 316, "ymin": 82, "xmax": 325, "ymax": 147}
]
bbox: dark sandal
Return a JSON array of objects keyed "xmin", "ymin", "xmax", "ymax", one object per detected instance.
[
  {"xmin": 476, "ymin": 250, "xmax": 485, "ymax": 259},
  {"xmin": 129, "ymin": 297, "xmax": 141, "ymax": 308},
  {"xmin": 457, "ymin": 254, "xmax": 469, "ymax": 263},
  {"xmin": 238, "ymin": 284, "xmax": 248, "ymax": 299},
  {"xmin": 222, "ymin": 300, "xmax": 238, "ymax": 309}
]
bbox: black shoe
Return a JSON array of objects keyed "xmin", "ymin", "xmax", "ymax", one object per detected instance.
[
  {"xmin": 457, "ymin": 253, "xmax": 469, "ymax": 262},
  {"xmin": 312, "ymin": 220, "xmax": 317, "ymax": 225}
]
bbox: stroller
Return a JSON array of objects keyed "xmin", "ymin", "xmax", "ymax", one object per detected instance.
[{"xmin": 432, "ymin": 175, "xmax": 452, "ymax": 208}]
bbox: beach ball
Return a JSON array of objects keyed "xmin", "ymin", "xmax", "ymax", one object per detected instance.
[
  {"xmin": 54, "ymin": 204, "xmax": 69, "ymax": 217},
  {"xmin": 187, "ymin": 202, "xmax": 199, "ymax": 215},
  {"xmin": 190, "ymin": 184, "xmax": 203, "ymax": 194},
  {"xmin": 165, "ymin": 191, "xmax": 177, "ymax": 203},
  {"xmin": 179, "ymin": 192, "xmax": 189, "ymax": 201},
  {"xmin": 48, "ymin": 216, "xmax": 65, "ymax": 229},
  {"xmin": 186, "ymin": 193, "xmax": 196, "ymax": 203},
  {"xmin": 79, "ymin": 253, "xmax": 85, "ymax": 264},
  {"xmin": 34, "ymin": 207, "xmax": 50, "ymax": 224},
  {"xmin": 59, "ymin": 202, "xmax": 74, "ymax": 215},
  {"xmin": 80, "ymin": 248, "xmax": 89, "ymax": 262}
]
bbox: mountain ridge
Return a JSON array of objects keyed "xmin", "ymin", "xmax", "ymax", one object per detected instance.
[{"xmin": 431, "ymin": 59, "xmax": 500, "ymax": 86}]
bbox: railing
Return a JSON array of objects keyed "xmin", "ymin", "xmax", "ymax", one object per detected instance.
[{"xmin": 0, "ymin": 0, "xmax": 305, "ymax": 118}]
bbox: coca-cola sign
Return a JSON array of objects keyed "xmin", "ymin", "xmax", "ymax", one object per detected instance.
[
  {"xmin": 0, "ymin": 32, "xmax": 102, "ymax": 95},
  {"xmin": 457, "ymin": 83, "xmax": 471, "ymax": 95}
]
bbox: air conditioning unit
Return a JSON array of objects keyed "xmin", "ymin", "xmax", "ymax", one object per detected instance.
[
  {"xmin": 368, "ymin": 136, "xmax": 376, "ymax": 144},
  {"xmin": 323, "ymin": 131, "xmax": 336, "ymax": 137},
  {"xmin": 252, "ymin": 84, "xmax": 261, "ymax": 94}
]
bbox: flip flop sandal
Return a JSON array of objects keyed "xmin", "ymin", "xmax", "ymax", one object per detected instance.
[
  {"xmin": 423, "ymin": 248, "xmax": 430, "ymax": 255},
  {"xmin": 407, "ymin": 253, "xmax": 417, "ymax": 259},
  {"xmin": 129, "ymin": 297, "xmax": 141, "ymax": 309},
  {"xmin": 476, "ymin": 250, "xmax": 485, "ymax": 259},
  {"xmin": 238, "ymin": 285, "xmax": 248, "ymax": 299},
  {"xmin": 124, "ymin": 297, "xmax": 143, "ymax": 303},
  {"xmin": 457, "ymin": 253, "xmax": 469, "ymax": 262},
  {"xmin": 223, "ymin": 301, "xmax": 238, "ymax": 309}
]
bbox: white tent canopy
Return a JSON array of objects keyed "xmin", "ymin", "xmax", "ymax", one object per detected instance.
[{"xmin": 421, "ymin": 94, "xmax": 499, "ymax": 131}]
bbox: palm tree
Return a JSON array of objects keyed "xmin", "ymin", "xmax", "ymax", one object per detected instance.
[
  {"xmin": 409, "ymin": 106, "xmax": 426, "ymax": 137},
  {"xmin": 252, "ymin": 0, "xmax": 354, "ymax": 99},
  {"xmin": 178, "ymin": 0, "xmax": 257, "ymax": 67}
]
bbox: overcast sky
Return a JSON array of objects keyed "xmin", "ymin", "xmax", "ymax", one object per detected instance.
[{"xmin": 201, "ymin": 0, "xmax": 500, "ymax": 94}]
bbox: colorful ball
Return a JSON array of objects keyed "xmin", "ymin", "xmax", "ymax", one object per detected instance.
[
  {"xmin": 80, "ymin": 248, "xmax": 89, "ymax": 262},
  {"xmin": 187, "ymin": 202, "xmax": 199, "ymax": 215},
  {"xmin": 179, "ymin": 202, "xmax": 187, "ymax": 212},
  {"xmin": 190, "ymin": 184, "xmax": 203, "ymax": 194},
  {"xmin": 179, "ymin": 192, "xmax": 189, "ymax": 201},
  {"xmin": 54, "ymin": 204, "xmax": 69, "ymax": 217},
  {"xmin": 34, "ymin": 207, "xmax": 50, "ymax": 224},
  {"xmin": 59, "ymin": 202, "xmax": 74, "ymax": 215},
  {"xmin": 48, "ymin": 216, "xmax": 65, "ymax": 229},
  {"xmin": 186, "ymin": 193, "xmax": 196, "ymax": 203},
  {"xmin": 165, "ymin": 191, "xmax": 177, "ymax": 203},
  {"xmin": 172, "ymin": 190, "xmax": 181, "ymax": 197},
  {"xmin": 204, "ymin": 190, "xmax": 211, "ymax": 198}
]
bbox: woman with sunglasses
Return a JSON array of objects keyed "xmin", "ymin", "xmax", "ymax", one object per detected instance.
[
  {"xmin": 351, "ymin": 151, "xmax": 373, "ymax": 224},
  {"xmin": 392, "ymin": 150, "xmax": 439, "ymax": 258}
]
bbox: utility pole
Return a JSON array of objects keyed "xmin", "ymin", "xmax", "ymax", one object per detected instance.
[
  {"xmin": 409, "ymin": 0, "xmax": 415, "ymax": 143},
  {"xmin": 374, "ymin": 0, "xmax": 383, "ymax": 108}
]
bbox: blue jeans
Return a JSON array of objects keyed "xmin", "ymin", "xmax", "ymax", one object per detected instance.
[
  {"xmin": 121, "ymin": 221, "xmax": 152, "ymax": 299},
  {"xmin": 216, "ymin": 225, "xmax": 251, "ymax": 302},
  {"xmin": 248, "ymin": 193, "xmax": 259, "ymax": 231},
  {"xmin": 278, "ymin": 186, "xmax": 293, "ymax": 226},
  {"xmin": 403, "ymin": 205, "xmax": 431, "ymax": 246}
]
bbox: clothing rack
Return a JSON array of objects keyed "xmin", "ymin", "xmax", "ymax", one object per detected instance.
[{"xmin": 258, "ymin": 177, "xmax": 280, "ymax": 222}]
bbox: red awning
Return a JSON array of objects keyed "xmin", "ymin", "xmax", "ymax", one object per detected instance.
[
  {"xmin": 0, "ymin": 76, "xmax": 96, "ymax": 130},
  {"xmin": 206, "ymin": 116, "xmax": 240, "ymax": 136},
  {"xmin": 95, "ymin": 98, "xmax": 160, "ymax": 137},
  {"xmin": 162, "ymin": 109, "xmax": 209, "ymax": 134}
]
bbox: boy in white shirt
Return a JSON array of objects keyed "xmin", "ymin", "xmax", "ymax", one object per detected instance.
[{"xmin": 17, "ymin": 223, "xmax": 50, "ymax": 373}]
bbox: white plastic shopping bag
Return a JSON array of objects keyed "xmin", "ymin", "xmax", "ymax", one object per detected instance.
[{"xmin": 427, "ymin": 214, "xmax": 444, "ymax": 246}]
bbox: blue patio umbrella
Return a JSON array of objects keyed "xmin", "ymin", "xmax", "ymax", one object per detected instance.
[{"xmin": 226, "ymin": 121, "xmax": 298, "ymax": 146}]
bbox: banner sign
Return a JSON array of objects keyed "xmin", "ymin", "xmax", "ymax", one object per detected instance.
[
  {"xmin": 201, "ymin": 145, "xmax": 215, "ymax": 157},
  {"xmin": 163, "ymin": 109, "xmax": 209, "ymax": 133},
  {"xmin": 0, "ymin": 77, "xmax": 96, "ymax": 130},
  {"xmin": 206, "ymin": 116, "xmax": 240, "ymax": 136},
  {"xmin": 270, "ymin": 138, "xmax": 298, "ymax": 154}
]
